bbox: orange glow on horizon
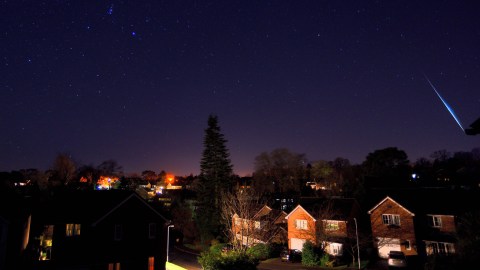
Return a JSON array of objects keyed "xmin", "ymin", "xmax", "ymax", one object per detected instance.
[
  {"xmin": 96, "ymin": 176, "xmax": 119, "ymax": 190},
  {"xmin": 166, "ymin": 173, "xmax": 175, "ymax": 183}
]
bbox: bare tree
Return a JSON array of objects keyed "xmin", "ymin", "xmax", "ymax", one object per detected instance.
[
  {"xmin": 220, "ymin": 189, "xmax": 286, "ymax": 252},
  {"xmin": 52, "ymin": 153, "xmax": 76, "ymax": 186}
]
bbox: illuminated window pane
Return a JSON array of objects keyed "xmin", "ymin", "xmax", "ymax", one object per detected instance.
[
  {"xmin": 74, "ymin": 224, "xmax": 81, "ymax": 236},
  {"xmin": 66, "ymin": 224, "xmax": 74, "ymax": 236},
  {"xmin": 148, "ymin": 257, "xmax": 154, "ymax": 270}
]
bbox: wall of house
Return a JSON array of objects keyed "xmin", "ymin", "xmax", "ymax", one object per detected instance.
[
  {"xmin": 370, "ymin": 199, "xmax": 417, "ymax": 256},
  {"xmin": 287, "ymin": 208, "xmax": 316, "ymax": 250},
  {"xmin": 436, "ymin": 215, "xmax": 455, "ymax": 233},
  {"xmin": 322, "ymin": 220, "xmax": 348, "ymax": 238}
]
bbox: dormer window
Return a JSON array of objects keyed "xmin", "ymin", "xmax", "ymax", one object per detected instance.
[
  {"xmin": 382, "ymin": 214, "xmax": 400, "ymax": 226},
  {"xmin": 429, "ymin": 215, "xmax": 442, "ymax": 228}
]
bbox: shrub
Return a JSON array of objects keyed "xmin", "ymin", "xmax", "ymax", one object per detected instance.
[
  {"xmin": 301, "ymin": 241, "xmax": 322, "ymax": 266},
  {"xmin": 198, "ymin": 250, "xmax": 259, "ymax": 270},
  {"xmin": 320, "ymin": 253, "xmax": 331, "ymax": 267},
  {"xmin": 198, "ymin": 250, "xmax": 221, "ymax": 270},
  {"xmin": 210, "ymin": 243, "xmax": 227, "ymax": 254},
  {"xmin": 246, "ymin": 243, "xmax": 270, "ymax": 260}
]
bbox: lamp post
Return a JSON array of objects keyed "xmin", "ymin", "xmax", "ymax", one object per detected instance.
[
  {"xmin": 353, "ymin": 218, "xmax": 360, "ymax": 269},
  {"xmin": 167, "ymin": 224, "xmax": 174, "ymax": 262}
]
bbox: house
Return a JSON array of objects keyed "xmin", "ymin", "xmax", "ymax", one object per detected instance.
[
  {"xmin": 0, "ymin": 184, "xmax": 32, "ymax": 270},
  {"xmin": 285, "ymin": 198, "xmax": 361, "ymax": 257},
  {"xmin": 232, "ymin": 205, "xmax": 287, "ymax": 246},
  {"xmin": 367, "ymin": 196, "xmax": 417, "ymax": 258},
  {"xmin": 28, "ymin": 190, "xmax": 169, "ymax": 270},
  {"xmin": 367, "ymin": 190, "xmax": 473, "ymax": 259}
]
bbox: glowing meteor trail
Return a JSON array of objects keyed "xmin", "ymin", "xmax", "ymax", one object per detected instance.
[{"xmin": 425, "ymin": 76, "xmax": 464, "ymax": 131}]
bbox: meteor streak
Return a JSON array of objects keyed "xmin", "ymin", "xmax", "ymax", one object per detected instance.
[{"xmin": 424, "ymin": 76, "xmax": 464, "ymax": 131}]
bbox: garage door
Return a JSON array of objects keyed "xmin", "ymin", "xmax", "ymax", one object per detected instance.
[
  {"xmin": 290, "ymin": 238, "xmax": 306, "ymax": 251},
  {"xmin": 377, "ymin": 237, "xmax": 400, "ymax": 258}
]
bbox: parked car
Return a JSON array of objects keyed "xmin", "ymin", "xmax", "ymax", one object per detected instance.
[
  {"xmin": 388, "ymin": 251, "xmax": 407, "ymax": 268},
  {"xmin": 281, "ymin": 249, "xmax": 302, "ymax": 263}
]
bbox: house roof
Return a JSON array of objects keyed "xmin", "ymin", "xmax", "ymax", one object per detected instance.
[
  {"xmin": 364, "ymin": 187, "xmax": 480, "ymax": 216},
  {"xmin": 284, "ymin": 205, "xmax": 317, "ymax": 221},
  {"xmin": 367, "ymin": 196, "xmax": 415, "ymax": 216},
  {"xmin": 35, "ymin": 190, "xmax": 168, "ymax": 225},
  {"xmin": 285, "ymin": 197, "xmax": 359, "ymax": 221}
]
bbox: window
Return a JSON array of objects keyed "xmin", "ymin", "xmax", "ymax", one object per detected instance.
[
  {"xmin": 405, "ymin": 240, "xmax": 411, "ymax": 250},
  {"xmin": 38, "ymin": 225, "xmax": 54, "ymax": 261},
  {"xmin": 295, "ymin": 219, "xmax": 308, "ymax": 230},
  {"xmin": 66, "ymin": 224, "xmax": 81, "ymax": 236},
  {"xmin": 325, "ymin": 220, "xmax": 339, "ymax": 231},
  {"xmin": 382, "ymin": 214, "xmax": 400, "ymax": 226},
  {"xmin": 331, "ymin": 243, "xmax": 342, "ymax": 255},
  {"xmin": 429, "ymin": 215, "xmax": 442, "ymax": 228},
  {"xmin": 108, "ymin": 263, "xmax": 121, "ymax": 270},
  {"xmin": 148, "ymin": 257, "xmax": 154, "ymax": 270},
  {"xmin": 254, "ymin": 221, "xmax": 261, "ymax": 229},
  {"xmin": 426, "ymin": 241, "xmax": 455, "ymax": 255},
  {"xmin": 114, "ymin": 224, "xmax": 123, "ymax": 241},
  {"xmin": 149, "ymin": 223, "xmax": 156, "ymax": 239}
]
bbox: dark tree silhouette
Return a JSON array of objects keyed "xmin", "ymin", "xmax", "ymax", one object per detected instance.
[{"xmin": 195, "ymin": 115, "xmax": 234, "ymax": 244}]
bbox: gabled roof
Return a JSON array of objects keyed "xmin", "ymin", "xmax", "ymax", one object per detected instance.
[
  {"xmin": 35, "ymin": 190, "xmax": 168, "ymax": 225},
  {"xmin": 367, "ymin": 196, "xmax": 415, "ymax": 216},
  {"xmin": 285, "ymin": 205, "xmax": 317, "ymax": 221},
  {"xmin": 92, "ymin": 192, "xmax": 168, "ymax": 226},
  {"xmin": 285, "ymin": 197, "xmax": 359, "ymax": 221},
  {"xmin": 364, "ymin": 188, "xmax": 480, "ymax": 216}
]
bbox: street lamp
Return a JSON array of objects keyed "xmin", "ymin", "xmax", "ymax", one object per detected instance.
[
  {"xmin": 167, "ymin": 224, "xmax": 174, "ymax": 262},
  {"xmin": 353, "ymin": 218, "xmax": 360, "ymax": 270}
]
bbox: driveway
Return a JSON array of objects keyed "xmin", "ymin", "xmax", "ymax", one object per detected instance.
[{"xmin": 258, "ymin": 258, "xmax": 330, "ymax": 270}]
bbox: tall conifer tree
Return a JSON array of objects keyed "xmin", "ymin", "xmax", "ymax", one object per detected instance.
[{"xmin": 195, "ymin": 115, "xmax": 234, "ymax": 243}]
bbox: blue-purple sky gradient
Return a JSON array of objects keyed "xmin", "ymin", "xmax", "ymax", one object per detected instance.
[{"xmin": 1, "ymin": 1, "xmax": 479, "ymax": 176}]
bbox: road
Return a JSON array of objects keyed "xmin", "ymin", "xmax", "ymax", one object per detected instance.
[
  {"xmin": 168, "ymin": 247, "xmax": 392, "ymax": 270},
  {"xmin": 168, "ymin": 247, "xmax": 202, "ymax": 270}
]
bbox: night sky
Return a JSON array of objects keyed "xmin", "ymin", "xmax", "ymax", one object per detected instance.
[{"xmin": 2, "ymin": 1, "xmax": 479, "ymax": 176}]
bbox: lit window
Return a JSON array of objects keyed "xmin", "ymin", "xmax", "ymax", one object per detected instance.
[
  {"xmin": 405, "ymin": 240, "xmax": 411, "ymax": 250},
  {"xmin": 108, "ymin": 262, "xmax": 121, "ymax": 270},
  {"xmin": 295, "ymin": 219, "xmax": 308, "ymax": 230},
  {"xmin": 148, "ymin": 257, "xmax": 154, "ymax": 270},
  {"xmin": 429, "ymin": 215, "xmax": 442, "ymax": 228},
  {"xmin": 149, "ymin": 223, "xmax": 156, "ymax": 239},
  {"xmin": 66, "ymin": 224, "xmax": 81, "ymax": 236},
  {"xmin": 254, "ymin": 221, "xmax": 261, "ymax": 229},
  {"xmin": 426, "ymin": 241, "xmax": 455, "ymax": 255},
  {"xmin": 38, "ymin": 225, "xmax": 54, "ymax": 261},
  {"xmin": 382, "ymin": 214, "xmax": 400, "ymax": 226},
  {"xmin": 325, "ymin": 220, "xmax": 339, "ymax": 231},
  {"xmin": 114, "ymin": 224, "xmax": 123, "ymax": 241}
]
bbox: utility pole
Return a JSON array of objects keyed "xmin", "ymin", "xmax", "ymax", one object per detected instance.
[
  {"xmin": 167, "ymin": 224, "xmax": 174, "ymax": 262},
  {"xmin": 354, "ymin": 218, "xmax": 360, "ymax": 269}
]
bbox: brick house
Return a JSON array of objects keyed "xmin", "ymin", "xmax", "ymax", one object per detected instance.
[
  {"xmin": 368, "ymin": 192, "xmax": 464, "ymax": 259},
  {"xmin": 285, "ymin": 198, "xmax": 360, "ymax": 257},
  {"xmin": 367, "ymin": 196, "xmax": 417, "ymax": 258},
  {"xmin": 28, "ymin": 190, "xmax": 169, "ymax": 270},
  {"xmin": 232, "ymin": 205, "xmax": 287, "ymax": 246}
]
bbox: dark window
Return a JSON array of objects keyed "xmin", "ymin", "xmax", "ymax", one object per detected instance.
[
  {"xmin": 114, "ymin": 224, "xmax": 123, "ymax": 241},
  {"xmin": 149, "ymin": 223, "xmax": 156, "ymax": 239}
]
